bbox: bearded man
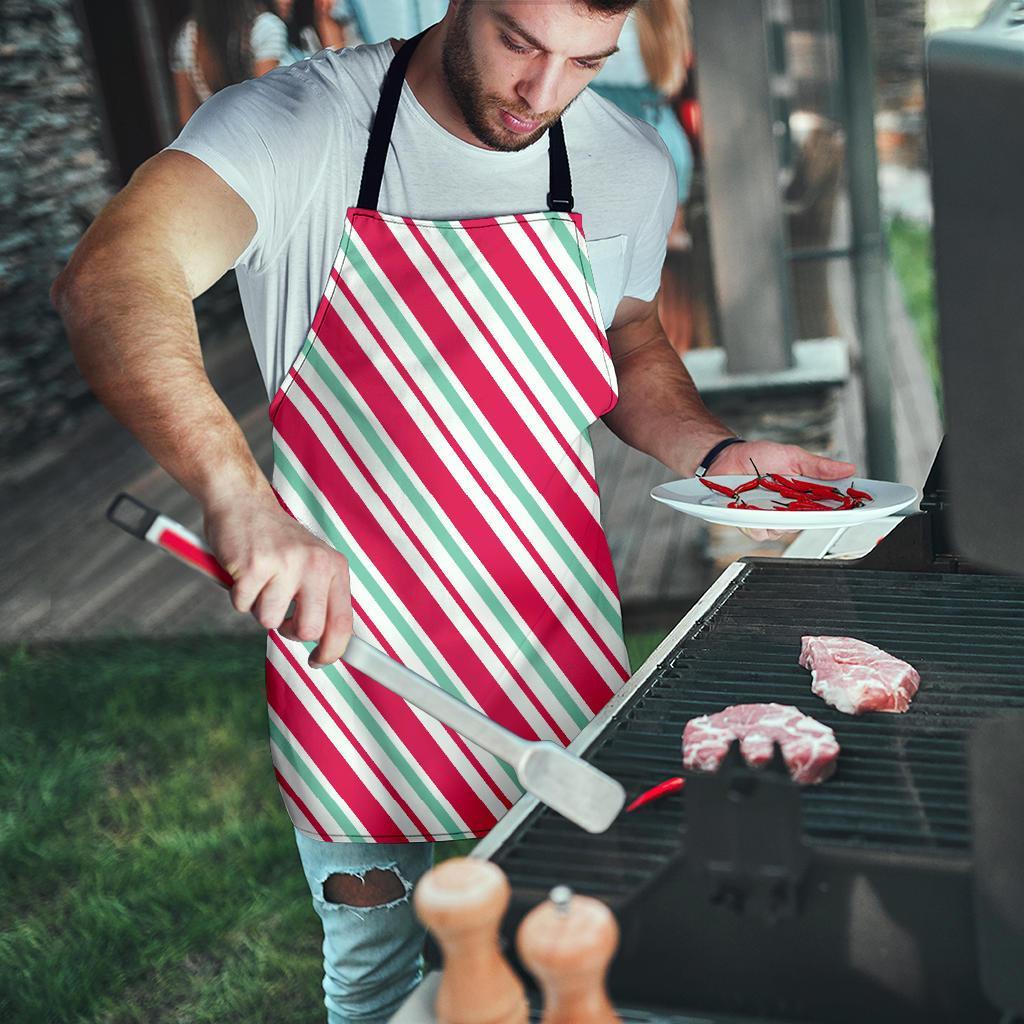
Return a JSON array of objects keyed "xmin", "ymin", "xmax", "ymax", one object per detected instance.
[{"xmin": 52, "ymin": 2, "xmax": 854, "ymax": 1020}]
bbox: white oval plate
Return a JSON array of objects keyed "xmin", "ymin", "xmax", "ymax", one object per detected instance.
[{"xmin": 650, "ymin": 476, "xmax": 920, "ymax": 530}]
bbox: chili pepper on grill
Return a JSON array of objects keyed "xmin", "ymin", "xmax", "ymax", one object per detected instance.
[{"xmin": 625, "ymin": 776, "xmax": 685, "ymax": 812}]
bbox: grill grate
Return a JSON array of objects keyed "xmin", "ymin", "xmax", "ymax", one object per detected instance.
[{"xmin": 493, "ymin": 563, "xmax": 1024, "ymax": 898}]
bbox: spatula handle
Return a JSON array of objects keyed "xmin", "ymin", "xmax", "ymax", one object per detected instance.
[{"xmin": 106, "ymin": 493, "xmax": 528, "ymax": 767}]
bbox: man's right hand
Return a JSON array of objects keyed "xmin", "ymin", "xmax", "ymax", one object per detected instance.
[{"xmin": 204, "ymin": 493, "xmax": 353, "ymax": 668}]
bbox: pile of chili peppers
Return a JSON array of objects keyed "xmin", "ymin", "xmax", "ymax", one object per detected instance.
[{"xmin": 699, "ymin": 464, "xmax": 873, "ymax": 512}]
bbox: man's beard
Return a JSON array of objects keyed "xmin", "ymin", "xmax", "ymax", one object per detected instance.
[{"xmin": 440, "ymin": 6, "xmax": 561, "ymax": 151}]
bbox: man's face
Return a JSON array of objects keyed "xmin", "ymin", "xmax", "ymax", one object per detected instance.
[{"xmin": 441, "ymin": 1, "xmax": 627, "ymax": 151}]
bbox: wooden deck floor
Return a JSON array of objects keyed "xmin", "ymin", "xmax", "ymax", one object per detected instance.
[{"xmin": 1, "ymin": 242, "xmax": 940, "ymax": 645}]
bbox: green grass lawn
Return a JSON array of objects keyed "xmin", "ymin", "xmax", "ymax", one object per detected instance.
[
  {"xmin": 0, "ymin": 630, "xmax": 667, "ymax": 1023},
  {"xmin": 887, "ymin": 216, "xmax": 942, "ymax": 412}
]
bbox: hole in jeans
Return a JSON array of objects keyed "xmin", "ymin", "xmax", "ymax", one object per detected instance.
[{"xmin": 323, "ymin": 868, "xmax": 407, "ymax": 908}]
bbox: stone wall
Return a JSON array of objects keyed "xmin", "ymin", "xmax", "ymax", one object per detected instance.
[
  {"xmin": 0, "ymin": 0, "xmax": 115, "ymax": 464},
  {"xmin": 0, "ymin": 0, "xmax": 244, "ymax": 467}
]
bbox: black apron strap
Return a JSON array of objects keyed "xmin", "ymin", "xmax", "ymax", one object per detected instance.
[
  {"xmin": 357, "ymin": 30, "xmax": 428, "ymax": 211},
  {"xmin": 357, "ymin": 30, "xmax": 575, "ymax": 215},
  {"xmin": 546, "ymin": 118, "xmax": 574, "ymax": 213}
]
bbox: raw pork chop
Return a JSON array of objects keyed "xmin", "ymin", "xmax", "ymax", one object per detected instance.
[
  {"xmin": 682, "ymin": 703, "xmax": 839, "ymax": 785},
  {"xmin": 799, "ymin": 636, "xmax": 920, "ymax": 716}
]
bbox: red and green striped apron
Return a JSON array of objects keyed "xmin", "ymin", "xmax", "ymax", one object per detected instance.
[{"xmin": 265, "ymin": 31, "xmax": 630, "ymax": 842}]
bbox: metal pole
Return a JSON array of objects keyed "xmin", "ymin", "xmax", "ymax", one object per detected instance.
[
  {"xmin": 691, "ymin": 0, "xmax": 795, "ymax": 374},
  {"xmin": 836, "ymin": 0, "xmax": 898, "ymax": 480}
]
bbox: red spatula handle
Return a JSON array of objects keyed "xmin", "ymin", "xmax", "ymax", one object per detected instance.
[{"xmin": 106, "ymin": 493, "xmax": 234, "ymax": 588}]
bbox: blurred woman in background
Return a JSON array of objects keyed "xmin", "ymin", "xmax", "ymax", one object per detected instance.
[
  {"xmin": 592, "ymin": 0, "xmax": 696, "ymax": 351},
  {"xmin": 592, "ymin": 0, "xmax": 693, "ymax": 209},
  {"xmin": 170, "ymin": 0, "xmax": 289, "ymax": 128},
  {"xmin": 275, "ymin": 0, "xmax": 350, "ymax": 63}
]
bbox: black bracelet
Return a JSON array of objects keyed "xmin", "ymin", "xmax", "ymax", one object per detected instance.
[{"xmin": 695, "ymin": 437, "xmax": 745, "ymax": 478}]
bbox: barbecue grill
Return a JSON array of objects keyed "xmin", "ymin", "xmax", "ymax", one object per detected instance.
[
  {"xmin": 396, "ymin": 8, "xmax": 1024, "ymax": 1022},
  {"xmin": 471, "ymin": 8, "xmax": 1024, "ymax": 1020},
  {"xmin": 472, "ymin": 448, "xmax": 1024, "ymax": 1022}
]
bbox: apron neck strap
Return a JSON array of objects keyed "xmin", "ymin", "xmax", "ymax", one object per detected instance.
[
  {"xmin": 546, "ymin": 120, "xmax": 573, "ymax": 214},
  {"xmin": 357, "ymin": 30, "xmax": 574, "ymax": 215}
]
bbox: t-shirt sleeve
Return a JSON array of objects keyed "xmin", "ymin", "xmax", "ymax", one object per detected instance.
[
  {"xmin": 165, "ymin": 65, "xmax": 337, "ymax": 273},
  {"xmin": 251, "ymin": 11, "xmax": 289, "ymax": 63},
  {"xmin": 623, "ymin": 135, "xmax": 678, "ymax": 302}
]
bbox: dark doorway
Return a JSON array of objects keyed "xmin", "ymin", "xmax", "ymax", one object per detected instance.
[{"xmin": 73, "ymin": 0, "xmax": 189, "ymax": 184}]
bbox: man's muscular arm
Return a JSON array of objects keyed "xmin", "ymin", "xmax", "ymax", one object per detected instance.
[
  {"xmin": 602, "ymin": 294, "xmax": 734, "ymax": 475},
  {"xmin": 603, "ymin": 293, "xmax": 856, "ymax": 480},
  {"xmin": 51, "ymin": 150, "xmax": 352, "ymax": 665}
]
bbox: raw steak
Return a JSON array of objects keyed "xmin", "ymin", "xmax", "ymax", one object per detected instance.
[
  {"xmin": 799, "ymin": 636, "xmax": 920, "ymax": 716},
  {"xmin": 682, "ymin": 703, "xmax": 839, "ymax": 785}
]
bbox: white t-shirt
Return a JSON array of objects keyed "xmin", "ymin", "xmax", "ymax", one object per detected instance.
[{"xmin": 167, "ymin": 40, "xmax": 677, "ymax": 401}]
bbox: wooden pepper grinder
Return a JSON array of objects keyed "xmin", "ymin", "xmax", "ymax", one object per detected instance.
[
  {"xmin": 516, "ymin": 885, "xmax": 621, "ymax": 1024},
  {"xmin": 413, "ymin": 857, "xmax": 528, "ymax": 1024}
]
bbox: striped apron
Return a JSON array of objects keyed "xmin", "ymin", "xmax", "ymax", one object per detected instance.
[{"xmin": 265, "ymin": 31, "xmax": 630, "ymax": 842}]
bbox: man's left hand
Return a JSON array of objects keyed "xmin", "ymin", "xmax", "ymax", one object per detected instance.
[{"xmin": 708, "ymin": 440, "xmax": 857, "ymax": 542}]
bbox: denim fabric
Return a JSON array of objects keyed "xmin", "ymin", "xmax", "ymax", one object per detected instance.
[{"xmin": 294, "ymin": 829, "xmax": 435, "ymax": 1024}]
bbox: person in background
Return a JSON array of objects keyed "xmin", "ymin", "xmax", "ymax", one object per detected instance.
[
  {"xmin": 593, "ymin": 0, "xmax": 694, "ymax": 351},
  {"xmin": 592, "ymin": 0, "xmax": 693, "ymax": 212},
  {"xmin": 334, "ymin": 0, "xmax": 449, "ymax": 45},
  {"xmin": 275, "ymin": 0, "xmax": 350, "ymax": 63},
  {"xmin": 170, "ymin": 0, "xmax": 290, "ymax": 128}
]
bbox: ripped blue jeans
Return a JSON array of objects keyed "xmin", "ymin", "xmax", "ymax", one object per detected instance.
[{"xmin": 294, "ymin": 828, "xmax": 435, "ymax": 1024}]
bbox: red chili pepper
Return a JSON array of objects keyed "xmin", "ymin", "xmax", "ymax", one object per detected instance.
[
  {"xmin": 774, "ymin": 474, "xmax": 843, "ymax": 498},
  {"xmin": 626, "ymin": 777, "xmax": 685, "ymax": 812},
  {"xmin": 847, "ymin": 485, "xmax": 873, "ymax": 502},
  {"xmin": 782, "ymin": 499, "xmax": 833, "ymax": 511},
  {"xmin": 807, "ymin": 485, "xmax": 845, "ymax": 499},
  {"xmin": 699, "ymin": 478, "xmax": 737, "ymax": 498},
  {"xmin": 735, "ymin": 478, "xmax": 762, "ymax": 494},
  {"xmin": 765, "ymin": 482, "xmax": 822, "ymax": 501}
]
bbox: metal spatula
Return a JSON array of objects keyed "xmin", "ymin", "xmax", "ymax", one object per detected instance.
[{"xmin": 106, "ymin": 493, "xmax": 626, "ymax": 834}]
